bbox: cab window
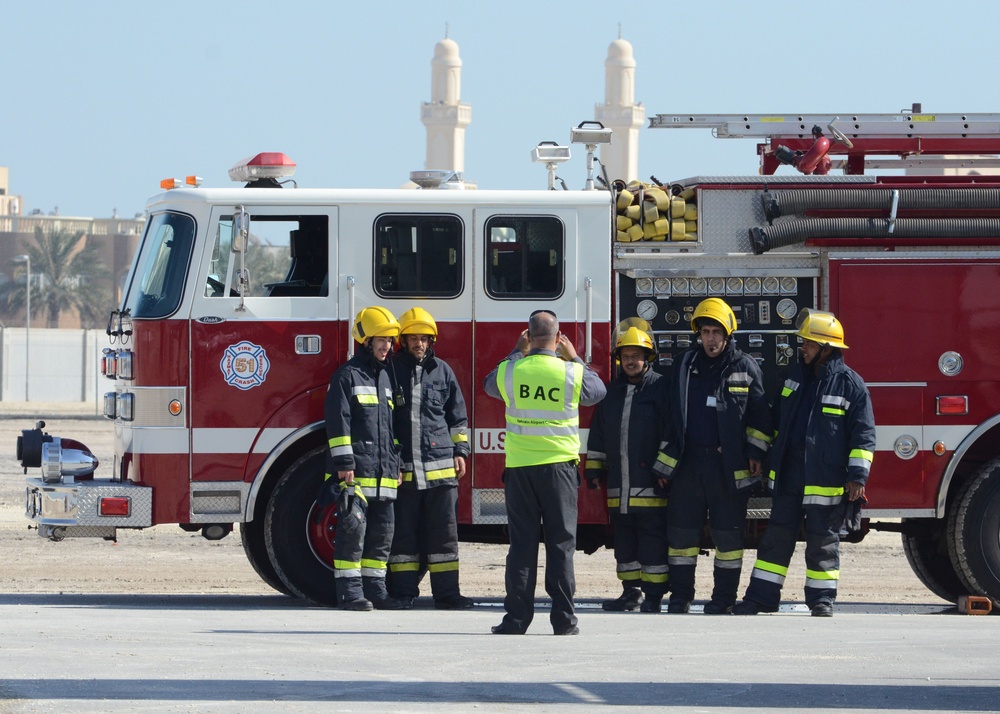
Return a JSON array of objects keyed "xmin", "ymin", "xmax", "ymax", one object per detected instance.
[
  {"xmin": 374, "ymin": 214, "xmax": 463, "ymax": 298},
  {"xmin": 124, "ymin": 211, "xmax": 196, "ymax": 318},
  {"xmin": 485, "ymin": 215, "xmax": 564, "ymax": 299},
  {"xmin": 206, "ymin": 215, "xmax": 328, "ymax": 298}
]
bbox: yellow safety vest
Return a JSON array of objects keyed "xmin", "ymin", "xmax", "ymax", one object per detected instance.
[{"xmin": 497, "ymin": 354, "xmax": 584, "ymax": 468}]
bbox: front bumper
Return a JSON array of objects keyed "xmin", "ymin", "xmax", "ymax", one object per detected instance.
[{"xmin": 25, "ymin": 478, "xmax": 153, "ymax": 541}]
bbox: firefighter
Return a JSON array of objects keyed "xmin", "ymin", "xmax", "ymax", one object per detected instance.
[
  {"xmin": 734, "ymin": 309, "xmax": 875, "ymax": 617},
  {"xmin": 388, "ymin": 307, "xmax": 473, "ymax": 610},
  {"xmin": 654, "ymin": 298, "xmax": 772, "ymax": 614},
  {"xmin": 484, "ymin": 309, "xmax": 606, "ymax": 635},
  {"xmin": 323, "ymin": 306, "xmax": 409, "ymax": 611},
  {"xmin": 587, "ymin": 324, "xmax": 670, "ymax": 613}
]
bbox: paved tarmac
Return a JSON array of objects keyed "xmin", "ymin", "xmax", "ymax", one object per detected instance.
[{"xmin": 0, "ymin": 594, "xmax": 996, "ymax": 713}]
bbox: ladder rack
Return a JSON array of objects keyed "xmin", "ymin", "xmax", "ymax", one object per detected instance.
[{"xmin": 648, "ymin": 112, "xmax": 1000, "ymax": 174}]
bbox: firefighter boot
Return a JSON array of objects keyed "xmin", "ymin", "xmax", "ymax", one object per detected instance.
[
  {"xmin": 336, "ymin": 577, "xmax": 371, "ymax": 611},
  {"xmin": 602, "ymin": 586, "xmax": 643, "ymax": 612},
  {"xmin": 667, "ymin": 563, "xmax": 695, "ymax": 614},
  {"xmin": 364, "ymin": 576, "xmax": 413, "ymax": 610},
  {"xmin": 639, "ymin": 595, "xmax": 663, "ymax": 613},
  {"xmin": 704, "ymin": 566, "xmax": 741, "ymax": 614}
]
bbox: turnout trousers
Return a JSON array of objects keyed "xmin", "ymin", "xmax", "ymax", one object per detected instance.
[
  {"xmin": 667, "ymin": 446, "xmax": 747, "ymax": 608},
  {"xmin": 610, "ymin": 509, "xmax": 669, "ymax": 598},
  {"xmin": 334, "ymin": 498, "xmax": 395, "ymax": 605},
  {"xmin": 389, "ymin": 485, "xmax": 461, "ymax": 601},
  {"xmin": 743, "ymin": 455, "xmax": 846, "ymax": 609},
  {"xmin": 498, "ymin": 461, "xmax": 579, "ymax": 634}
]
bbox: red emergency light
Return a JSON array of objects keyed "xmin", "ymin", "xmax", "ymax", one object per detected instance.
[
  {"xmin": 229, "ymin": 152, "xmax": 296, "ymax": 183},
  {"xmin": 100, "ymin": 497, "xmax": 131, "ymax": 517},
  {"xmin": 936, "ymin": 396, "xmax": 969, "ymax": 416}
]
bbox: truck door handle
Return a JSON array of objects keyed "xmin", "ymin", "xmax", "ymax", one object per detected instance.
[{"xmin": 295, "ymin": 335, "xmax": 322, "ymax": 354}]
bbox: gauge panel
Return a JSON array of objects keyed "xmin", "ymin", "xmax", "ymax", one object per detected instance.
[{"xmin": 617, "ymin": 273, "xmax": 816, "ymax": 396}]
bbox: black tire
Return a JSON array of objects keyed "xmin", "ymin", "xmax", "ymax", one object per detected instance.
[
  {"xmin": 947, "ymin": 457, "xmax": 1000, "ymax": 608},
  {"xmin": 240, "ymin": 520, "xmax": 293, "ymax": 597},
  {"xmin": 264, "ymin": 446, "xmax": 340, "ymax": 606},
  {"xmin": 900, "ymin": 522, "xmax": 964, "ymax": 604}
]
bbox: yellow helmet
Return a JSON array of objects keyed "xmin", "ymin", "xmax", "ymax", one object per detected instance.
[
  {"xmin": 615, "ymin": 326, "xmax": 655, "ymax": 359},
  {"xmin": 692, "ymin": 298, "xmax": 737, "ymax": 336},
  {"xmin": 795, "ymin": 308, "xmax": 849, "ymax": 349},
  {"xmin": 398, "ymin": 307, "xmax": 438, "ymax": 338},
  {"xmin": 352, "ymin": 306, "xmax": 400, "ymax": 344},
  {"xmin": 611, "ymin": 317, "xmax": 653, "ymax": 348}
]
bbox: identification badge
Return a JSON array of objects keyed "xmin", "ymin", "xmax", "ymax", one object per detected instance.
[{"xmin": 706, "ymin": 396, "xmax": 717, "ymax": 407}]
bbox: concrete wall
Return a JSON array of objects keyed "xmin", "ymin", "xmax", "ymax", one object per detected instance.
[{"xmin": 0, "ymin": 327, "xmax": 106, "ymax": 406}]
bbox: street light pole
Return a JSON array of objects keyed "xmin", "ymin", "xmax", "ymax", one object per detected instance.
[{"xmin": 13, "ymin": 255, "xmax": 30, "ymax": 401}]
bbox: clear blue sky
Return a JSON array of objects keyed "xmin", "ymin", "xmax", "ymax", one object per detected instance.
[{"xmin": 3, "ymin": 0, "xmax": 995, "ymax": 218}]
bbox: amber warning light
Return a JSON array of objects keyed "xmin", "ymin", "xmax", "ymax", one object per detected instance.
[
  {"xmin": 228, "ymin": 152, "xmax": 296, "ymax": 183},
  {"xmin": 159, "ymin": 176, "xmax": 204, "ymax": 190}
]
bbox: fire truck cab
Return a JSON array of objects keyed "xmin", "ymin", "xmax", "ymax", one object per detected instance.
[{"xmin": 19, "ymin": 156, "xmax": 613, "ymax": 605}]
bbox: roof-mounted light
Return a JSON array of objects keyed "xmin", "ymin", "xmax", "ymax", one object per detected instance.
[
  {"xmin": 229, "ymin": 152, "xmax": 296, "ymax": 185},
  {"xmin": 159, "ymin": 175, "xmax": 204, "ymax": 190}
]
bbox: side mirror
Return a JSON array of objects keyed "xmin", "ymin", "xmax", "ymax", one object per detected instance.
[{"xmin": 232, "ymin": 206, "xmax": 250, "ymax": 254}]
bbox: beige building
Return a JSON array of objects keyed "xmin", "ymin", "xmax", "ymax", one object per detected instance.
[{"xmin": 0, "ymin": 166, "xmax": 143, "ymax": 328}]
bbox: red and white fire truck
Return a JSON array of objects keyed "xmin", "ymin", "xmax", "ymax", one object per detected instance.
[{"xmin": 18, "ymin": 110, "xmax": 1000, "ymax": 609}]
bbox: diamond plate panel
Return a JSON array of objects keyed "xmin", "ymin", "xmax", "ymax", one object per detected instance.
[
  {"xmin": 189, "ymin": 481, "xmax": 249, "ymax": 522},
  {"xmin": 26, "ymin": 478, "xmax": 153, "ymax": 528},
  {"xmin": 472, "ymin": 488, "xmax": 507, "ymax": 525},
  {"xmin": 746, "ymin": 496, "xmax": 773, "ymax": 520}
]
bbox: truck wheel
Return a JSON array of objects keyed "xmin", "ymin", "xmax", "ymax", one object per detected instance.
[
  {"xmin": 264, "ymin": 446, "xmax": 340, "ymax": 607},
  {"xmin": 900, "ymin": 522, "xmax": 964, "ymax": 604},
  {"xmin": 948, "ymin": 457, "xmax": 1000, "ymax": 608},
  {"xmin": 239, "ymin": 520, "xmax": 293, "ymax": 597}
]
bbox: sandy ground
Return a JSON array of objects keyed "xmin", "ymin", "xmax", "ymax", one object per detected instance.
[{"xmin": 0, "ymin": 413, "xmax": 947, "ymax": 605}]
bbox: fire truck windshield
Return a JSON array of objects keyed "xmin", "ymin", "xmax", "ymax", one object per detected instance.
[{"xmin": 122, "ymin": 211, "xmax": 196, "ymax": 318}]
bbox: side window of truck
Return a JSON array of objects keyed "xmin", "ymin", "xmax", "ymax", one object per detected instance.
[
  {"xmin": 374, "ymin": 214, "xmax": 463, "ymax": 297},
  {"xmin": 485, "ymin": 215, "xmax": 564, "ymax": 299},
  {"xmin": 206, "ymin": 215, "xmax": 329, "ymax": 298}
]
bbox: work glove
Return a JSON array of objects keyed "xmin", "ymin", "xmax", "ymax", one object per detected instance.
[{"xmin": 841, "ymin": 495, "xmax": 868, "ymax": 543}]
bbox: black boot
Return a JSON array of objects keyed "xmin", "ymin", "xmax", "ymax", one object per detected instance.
[{"xmin": 601, "ymin": 587, "xmax": 643, "ymax": 612}]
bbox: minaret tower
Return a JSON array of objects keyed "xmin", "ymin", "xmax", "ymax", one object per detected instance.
[
  {"xmin": 594, "ymin": 31, "xmax": 644, "ymax": 183},
  {"xmin": 421, "ymin": 29, "xmax": 472, "ymax": 172}
]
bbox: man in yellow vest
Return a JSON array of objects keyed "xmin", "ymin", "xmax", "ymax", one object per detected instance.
[{"xmin": 484, "ymin": 309, "xmax": 606, "ymax": 635}]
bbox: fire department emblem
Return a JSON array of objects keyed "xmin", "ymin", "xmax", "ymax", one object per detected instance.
[{"xmin": 220, "ymin": 341, "xmax": 270, "ymax": 390}]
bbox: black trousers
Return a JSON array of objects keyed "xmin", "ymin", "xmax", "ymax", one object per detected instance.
[
  {"xmin": 499, "ymin": 461, "xmax": 579, "ymax": 634},
  {"xmin": 667, "ymin": 446, "xmax": 747, "ymax": 606},
  {"xmin": 389, "ymin": 485, "xmax": 460, "ymax": 600},
  {"xmin": 610, "ymin": 509, "xmax": 669, "ymax": 598},
  {"xmin": 744, "ymin": 456, "xmax": 847, "ymax": 608},
  {"xmin": 334, "ymin": 498, "xmax": 395, "ymax": 604}
]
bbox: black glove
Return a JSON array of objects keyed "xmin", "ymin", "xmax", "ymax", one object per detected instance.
[{"xmin": 845, "ymin": 495, "xmax": 867, "ymax": 531}]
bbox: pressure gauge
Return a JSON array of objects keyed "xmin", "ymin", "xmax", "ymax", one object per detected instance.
[
  {"xmin": 776, "ymin": 298, "xmax": 798, "ymax": 320},
  {"xmin": 726, "ymin": 277, "xmax": 744, "ymax": 295},
  {"xmin": 708, "ymin": 277, "xmax": 726, "ymax": 295},
  {"xmin": 637, "ymin": 299, "xmax": 658, "ymax": 322},
  {"xmin": 690, "ymin": 277, "xmax": 707, "ymax": 295},
  {"xmin": 744, "ymin": 277, "xmax": 762, "ymax": 294},
  {"xmin": 635, "ymin": 278, "xmax": 653, "ymax": 295},
  {"xmin": 672, "ymin": 277, "xmax": 689, "ymax": 295},
  {"xmin": 762, "ymin": 276, "xmax": 780, "ymax": 294},
  {"xmin": 780, "ymin": 277, "xmax": 798, "ymax": 294},
  {"xmin": 665, "ymin": 310, "xmax": 681, "ymax": 325},
  {"xmin": 654, "ymin": 278, "xmax": 671, "ymax": 295}
]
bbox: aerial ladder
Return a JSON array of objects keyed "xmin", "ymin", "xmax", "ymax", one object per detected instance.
[{"xmin": 648, "ymin": 105, "xmax": 1000, "ymax": 175}]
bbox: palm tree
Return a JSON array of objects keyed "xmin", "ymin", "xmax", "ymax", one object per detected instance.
[{"xmin": 1, "ymin": 227, "xmax": 111, "ymax": 329}]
